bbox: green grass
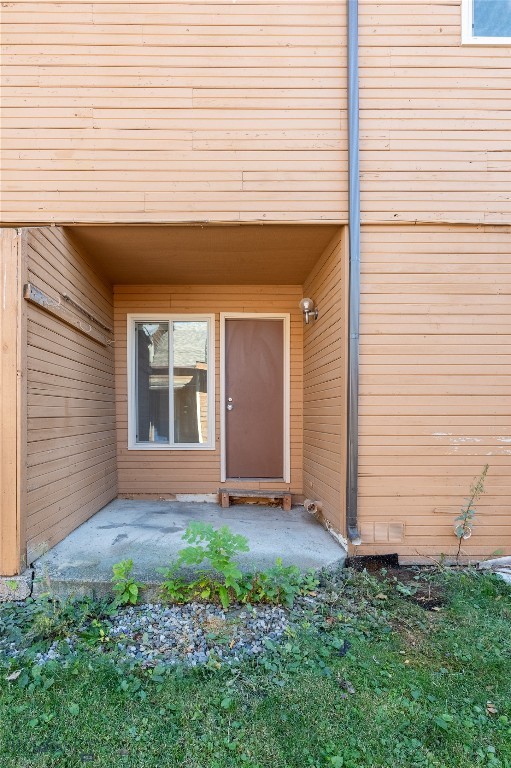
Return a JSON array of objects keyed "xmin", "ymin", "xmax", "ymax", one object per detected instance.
[{"xmin": 1, "ymin": 569, "xmax": 510, "ymax": 768}]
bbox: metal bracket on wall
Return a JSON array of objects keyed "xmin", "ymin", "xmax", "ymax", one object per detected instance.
[
  {"xmin": 23, "ymin": 283, "xmax": 113, "ymax": 347},
  {"xmin": 61, "ymin": 293, "xmax": 113, "ymax": 334}
]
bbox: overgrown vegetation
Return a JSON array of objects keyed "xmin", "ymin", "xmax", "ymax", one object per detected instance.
[
  {"xmin": 0, "ymin": 593, "xmax": 114, "ymax": 676},
  {"xmin": 157, "ymin": 521, "xmax": 319, "ymax": 608},
  {"xmin": 1, "ymin": 568, "xmax": 510, "ymax": 767}
]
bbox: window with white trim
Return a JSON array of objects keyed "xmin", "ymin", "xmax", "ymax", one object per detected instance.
[
  {"xmin": 463, "ymin": 0, "xmax": 511, "ymax": 44},
  {"xmin": 128, "ymin": 315, "xmax": 215, "ymax": 449}
]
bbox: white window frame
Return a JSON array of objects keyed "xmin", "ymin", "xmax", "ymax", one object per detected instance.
[
  {"xmin": 462, "ymin": 0, "xmax": 511, "ymax": 45},
  {"xmin": 127, "ymin": 313, "xmax": 215, "ymax": 450}
]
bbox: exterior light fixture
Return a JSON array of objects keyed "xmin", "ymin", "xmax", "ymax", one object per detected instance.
[{"xmin": 299, "ymin": 297, "xmax": 318, "ymax": 324}]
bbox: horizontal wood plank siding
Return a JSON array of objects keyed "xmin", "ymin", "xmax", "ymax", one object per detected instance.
[
  {"xmin": 302, "ymin": 229, "xmax": 346, "ymax": 532},
  {"xmin": 25, "ymin": 227, "xmax": 117, "ymax": 562},
  {"xmin": 358, "ymin": 224, "xmax": 511, "ymax": 561},
  {"xmin": 114, "ymin": 285, "xmax": 303, "ymax": 496},
  {"xmin": 359, "ymin": 1, "xmax": 511, "ymax": 224},
  {"xmin": 0, "ymin": 229, "xmax": 26, "ymax": 575},
  {"xmin": 1, "ymin": 1, "xmax": 345, "ymax": 223},
  {"xmin": 2, "ymin": 2, "xmax": 511, "ymax": 225}
]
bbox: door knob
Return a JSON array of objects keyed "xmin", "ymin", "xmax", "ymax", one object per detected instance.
[{"xmin": 227, "ymin": 397, "xmax": 233, "ymax": 411}]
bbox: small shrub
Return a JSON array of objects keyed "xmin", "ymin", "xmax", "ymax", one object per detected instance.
[
  {"xmin": 454, "ymin": 464, "xmax": 489, "ymax": 563},
  {"xmin": 112, "ymin": 559, "xmax": 142, "ymax": 606}
]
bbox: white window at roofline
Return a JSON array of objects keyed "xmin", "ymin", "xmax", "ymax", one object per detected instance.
[
  {"xmin": 127, "ymin": 314, "xmax": 215, "ymax": 450},
  {"xmin": 462, "ymin": 0, "xmax": 511, "ymax": 44}
]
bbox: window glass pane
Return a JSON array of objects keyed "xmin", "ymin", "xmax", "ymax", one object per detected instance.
[
  {"xmin": 135, "ymin": 322, "xmax": 169, "ymax": 443},
  {"xmin": 473, "ymin": 0, "xmax": 511, "ymax": 36},
  {"xmin": 173, "ymin": 321, "xmax": 209, "ymax": 444}
]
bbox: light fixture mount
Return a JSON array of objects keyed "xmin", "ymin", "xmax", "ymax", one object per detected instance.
[{"xmin": 299, "ymin": 297, "xmax": 319, "ymax": 324}]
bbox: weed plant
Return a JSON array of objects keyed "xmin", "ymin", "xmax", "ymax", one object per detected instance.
[
  {"xmin": 112, "ymin": 560, "xmax": 143, "ymax": 607},
  {"xmin": 454, "ymin": 464, "xmax": 489, "ymax": 563}
]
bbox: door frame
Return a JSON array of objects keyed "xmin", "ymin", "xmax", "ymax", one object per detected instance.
[{"xmin": 220, "ymin": 312, "xmax": 291, "ymax": 484}]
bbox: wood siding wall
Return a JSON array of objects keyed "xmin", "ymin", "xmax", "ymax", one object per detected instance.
[
  {"xmin": 25, "ymin": 227, "xmax": 117, "ymax": 562},
  {"xmin": 3, "ymin": 2, "xmax": 511, "ymax": 226},
  {"xmin": 1, "ymin": 1, "xmax": 345, "ymax": 224},
  {"xmin": 358, "ymin": 224, "xmax": 511, "ymax": 561},
  {"xmin": 359, "ymin": 1, "xmax": 511, "ymax": 224},
  {"xmin": 0, "ymin": 229, "xmax": 26, "ymax": 575},
  {"xmin": 302, "ymin": 230, "xmax": 346, "ymax": 532},
  {"xmin": 114, "ymin": 285, "xmax": 303, "ymax": 497}
]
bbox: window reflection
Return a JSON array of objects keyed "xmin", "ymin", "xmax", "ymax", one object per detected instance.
[
  {"xmin": 173, "ymin": 321, "xmax": 208, "ymax": 444},
  {"xmin": 135, "ymin": 322, "xmax": 170, "ymax": 443}
]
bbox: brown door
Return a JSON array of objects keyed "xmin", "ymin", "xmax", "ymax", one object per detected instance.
[{"xmin": 225, "ymin": 318, "xmax": 284, "ymax": 479}]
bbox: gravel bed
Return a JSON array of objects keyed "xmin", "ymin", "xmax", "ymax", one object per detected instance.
[
  {"xmin": 1, "ymin": 602, "xmax": 292, "ymax": 668},
  {"xmin": 107, "ymin": 602, "xmax": 290, "ymax": 667}
]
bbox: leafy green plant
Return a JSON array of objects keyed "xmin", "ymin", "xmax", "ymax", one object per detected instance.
[
  {"xmin": 158, "ymin": 567, "xmax": 233, "ymax": 606},
  {"xmin": 159, "ymin": 523, "xmax": 318, "ymax": 609},
  {"xmin": 179, "ymin": 521, "xmax": 249, "ymax": 580},
  {"xmin": 394, "ymin": 580, "xmax": 418, "ymax": 597},
  {"xmin": 158, "ymin": 568, "xmax": 189, "ymax": 604},
  {"xmin": 79, "ymin": 618, "xmax": 114, "ymax": 648},
  {"xmin": 16, "ymin": 664, "xmax": 57, "ymax": 695},
  {"xmin": 111, "ymin": 559, "xmax": 142, "ymax": 606},
  {"xmin": 160, "ymin": 522, "xmax": 249, "ymax": 608},
  {"xmin": 245, "ymin": 559, "xmax": 318, "ymax": 608},
  {"xmin": 454, "ymin": 464, "xmax": 489, "ymax": 564}
]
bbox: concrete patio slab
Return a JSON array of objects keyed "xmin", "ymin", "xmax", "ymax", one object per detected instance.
[{"xmin": 33, "ymin": 499, "xmax": 346, "ymax": 600}]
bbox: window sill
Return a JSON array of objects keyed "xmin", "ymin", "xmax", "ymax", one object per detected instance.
[
  {"xmin": 461, "ymin": 35, "xmax": 511, "ymax": 45},
  {"xmin": 128, "ymin": 443, "xmax": 216, "ymax": 451}
]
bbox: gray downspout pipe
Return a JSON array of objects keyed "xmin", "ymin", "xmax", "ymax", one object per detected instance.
[{"xmin": 346, "ymin": 0, "xmax": 362, "ymax": 545}]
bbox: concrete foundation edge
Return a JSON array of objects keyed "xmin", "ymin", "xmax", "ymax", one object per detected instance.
[{"xmin": 0, "ymin": 569, "xmax": 34, "ymax": 602}]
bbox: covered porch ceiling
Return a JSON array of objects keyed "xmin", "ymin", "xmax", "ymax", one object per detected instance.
[{"xmin": 68, "ymin": 224, "xmax": 340, "ymax": 285}]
